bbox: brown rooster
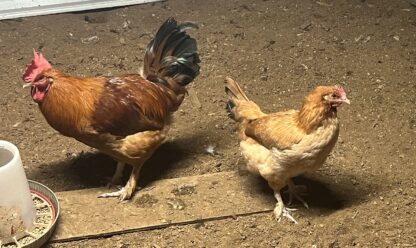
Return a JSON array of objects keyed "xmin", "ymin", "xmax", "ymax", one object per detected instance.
[
  {"xmin": 22, "ymin": 18, "xmax": 200, "ymax": 201},
  {"xmin": 225, "ymin": 77, "xmax": 350, "ymax": 223}
]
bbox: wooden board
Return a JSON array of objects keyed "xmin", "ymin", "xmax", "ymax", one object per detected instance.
[
  {"xmin": 51, "ymin": 171, "xmax": 275, "ymax": 242},
  {"xmin": 0, "ymin": 0, "xmax": 162, "ymax": 20}
]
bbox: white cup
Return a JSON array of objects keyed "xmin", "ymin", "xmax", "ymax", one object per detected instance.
[{"xmin": 0, "ymin": 140, "xmax": 35, "ymax": 229}]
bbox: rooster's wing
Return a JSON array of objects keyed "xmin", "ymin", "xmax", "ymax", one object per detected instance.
[{"xmin": 91, "ymin": 75, "xmax": 178, "ymax": 137}]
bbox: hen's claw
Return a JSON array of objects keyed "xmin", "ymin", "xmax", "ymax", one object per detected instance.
[
  {"xmin": 278, "ymin": 208, "xmax": 298, "ymax": 224},
  {"xmin": 273, "ymin": 191, "xmax": 298, "ymax": 224},
  {"xmin": 273, "ymin": 202, "xmax": 298, "ymax": 224},
  {"xmin": 287, "ymin": 180, "xmax": 309, "ymax": 209}
]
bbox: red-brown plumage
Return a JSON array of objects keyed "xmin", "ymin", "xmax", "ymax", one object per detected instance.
[
  {"xmin": 22, "ymin": 18, "xmax": 200, "ymax": 201},
  {"xmin": 91, "ymin": 74, "xmax": 179, "ymax": 136}
]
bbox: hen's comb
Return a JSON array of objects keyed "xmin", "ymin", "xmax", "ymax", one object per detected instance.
[
  {"xmin": 334, "ymin": 84, "xmax": 347, "ymax": 98},
  {"xmin": 22, "ymin": 49, "xmax": 52, "ymax": 83}
]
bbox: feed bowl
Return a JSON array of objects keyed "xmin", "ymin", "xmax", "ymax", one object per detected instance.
[{"xmin": 0, "ymin": 180, "xmax": 60, "ymax": 248}]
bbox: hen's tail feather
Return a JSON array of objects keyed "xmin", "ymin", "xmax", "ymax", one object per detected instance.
[
  {"xmin": 225, "ymin": 101, "xmax": 235, "ymax": 119},
  {"xmin": 224, "ymin": 77, "xmax": 249, "ymax": 101},
  {"xmin": 225, "ymin": 77, "xmax": 249, "ymax": 120},
  {"xmin": 224, "ymin": 77, "xmax": 266, "ymax": 122},
  {"xmin": 143, "ymin": 18, "xmax": 200, "ymax": 87}
]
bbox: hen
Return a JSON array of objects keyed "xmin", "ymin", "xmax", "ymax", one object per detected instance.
[
  {"xmin": 22, "ymin": 18, "xmax": 200, "ymax": 201},
  {"xmin": 224, "ymin": 77, "xmax": 349, "ymax": 223}
]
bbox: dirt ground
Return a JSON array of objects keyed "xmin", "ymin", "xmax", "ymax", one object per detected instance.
[{"xmin": 1, "ymin": 0, "xmax": 415, "ymax": 247}]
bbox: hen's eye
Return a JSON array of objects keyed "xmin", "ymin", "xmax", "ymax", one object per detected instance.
[{"xmin": 331, "ymin": 94, "xmax": 337, "ymax": 98}]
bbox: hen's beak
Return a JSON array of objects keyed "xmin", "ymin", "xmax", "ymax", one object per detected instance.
[{"xmin": 342, "ymin": 98, "xmax": 351, "ymax": 105}]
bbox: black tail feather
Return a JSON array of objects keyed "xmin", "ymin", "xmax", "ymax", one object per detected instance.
[{"xmin": 143, "ymin": 18, "xmax": 200, "ymax": 87}]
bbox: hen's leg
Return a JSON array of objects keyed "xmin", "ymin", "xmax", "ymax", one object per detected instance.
[
  {"xmin": 286, "ymin": 179, "xmax": 309, "ymax": 209},
  {"xmin": 273, "ymin": 191, "xmax": 298, "ymax": 224},
  {"xmin": 268, "ymin": 181, "xmax": 298, "ymax": 224}
]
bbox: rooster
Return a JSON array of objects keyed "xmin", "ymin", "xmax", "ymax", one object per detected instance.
[
  {"xmin": 224, "ymin": 77, "xmax": 350, "ymax": 223},
  {"xmin": 22, "ymin": 18, "xmax": 200, "ymax": 201}
]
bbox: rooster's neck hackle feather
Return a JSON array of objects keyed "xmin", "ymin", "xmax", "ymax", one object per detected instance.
[{"xmin": 38, "ymin": 69, "xmax": 101, "ymax": 137}]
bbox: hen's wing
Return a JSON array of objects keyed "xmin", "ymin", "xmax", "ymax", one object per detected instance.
[
  {"xmin": 91, "ymin": 75, "xmax": 178, "ymax": 137},
  {"xmin": 244, "ymin": 110, "xmax": 306, "ymax": 150}
]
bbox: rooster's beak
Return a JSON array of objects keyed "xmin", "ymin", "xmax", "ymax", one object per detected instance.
[{"xmin": 23, "ymin": 83, "xmax": 33, "ymax": 89}]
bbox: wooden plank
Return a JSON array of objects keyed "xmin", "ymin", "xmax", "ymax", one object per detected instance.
[
  {"xmin": 51, "ymin": 171, "xmax": 275, "ymax": 242},
  {"xmin": 0, "ymin": 0, "xmax": 162, "ymax": 20}
]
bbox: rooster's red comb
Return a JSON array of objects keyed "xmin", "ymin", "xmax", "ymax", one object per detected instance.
[{"xmin": 22, "ymin": 49, "xmax": 52, "ymax": 83}]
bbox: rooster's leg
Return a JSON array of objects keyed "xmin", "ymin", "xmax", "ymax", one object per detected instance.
[
  {"xmin": 105, "ymin": 162, "xmax": 125, "ymax": 188},
  {"xmin": 119, "ymin": 165, "xmax": 141, "ymax": 201},
  {"xmin": 98, "ymin": 129, "xmax": 166, "ymax": 201},
  {"xmin": 286, "ymin": 179, "xmax": 309, "ymax": 209},
  {"xmin": 98, "ymin": 164, "xmax": 141, "ymax": 201},
  {"xmin": 273, "ymin": 191, "xmax": 298, "ymax": 224}
]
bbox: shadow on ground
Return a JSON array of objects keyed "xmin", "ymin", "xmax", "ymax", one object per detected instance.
[
  {"xmin": 239, "ymin": 168, "xmax": 377, "ymax": 216},
  {"xmin": 28, "ymin": 130, "xmax": 207, "ymax": 192}
]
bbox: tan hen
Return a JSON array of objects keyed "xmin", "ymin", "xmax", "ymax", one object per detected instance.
[{"xmin": 225, "ymin": 77, "xmax": 350, "ymax": 223}]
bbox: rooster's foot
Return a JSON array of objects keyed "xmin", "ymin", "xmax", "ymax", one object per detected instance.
[
  {"xmin": 107, "ymin": 177, "xmax": 123, "ymax": 189},
  {"xmin": 98, "ymin": 186, "xmax": 133, "ymax": 202},
  {"xmin": 103, "ymin": 177, "xmax": 123, "ymax": 189}
]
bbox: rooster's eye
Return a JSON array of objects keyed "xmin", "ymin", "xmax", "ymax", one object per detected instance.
[
  {"xmin": 331, "ymin": 94, "xmax": 337, "ymax": 98},
  {"xmin": 35, "ymin": 75, "xmax": 44, "ymax": 81}
]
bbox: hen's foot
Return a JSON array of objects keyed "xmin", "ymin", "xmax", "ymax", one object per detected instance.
[
  {"xmin": 273, "ymin": 202, "xmax": 298, "ymax": 224},
  {"xmin": 273, "ymin": 192, "xmax": 298, "ymax": 224},
  {"xmin": 286, "ymin": 180, "xmax": 309, "ymax": 209}
]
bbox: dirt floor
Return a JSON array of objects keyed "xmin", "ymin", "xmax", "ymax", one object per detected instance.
[{"xmin": 1, "ymin": 0, "xmax": 416, "ymax": 247}]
